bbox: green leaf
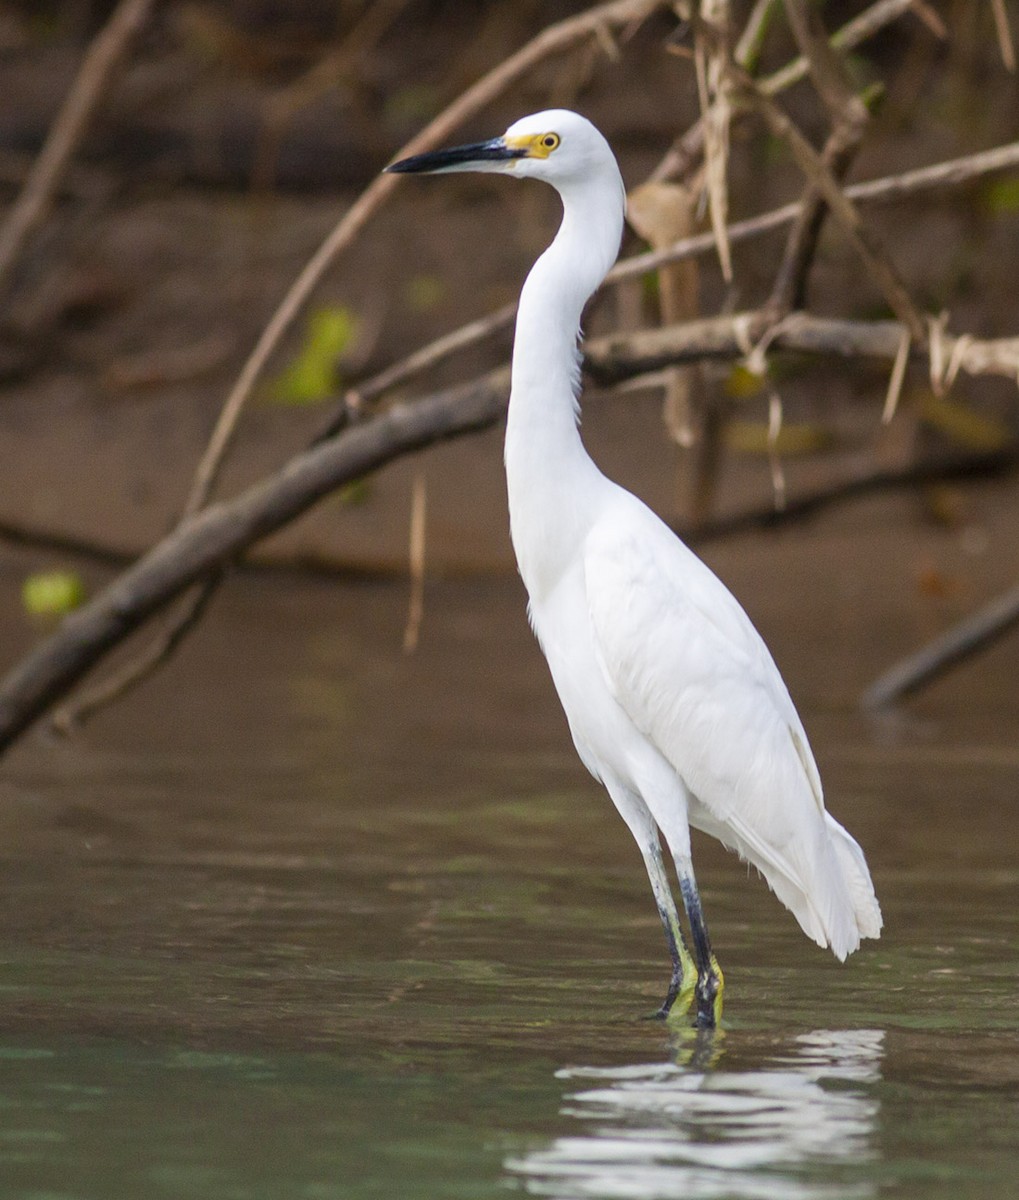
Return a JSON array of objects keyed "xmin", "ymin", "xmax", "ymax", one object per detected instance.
[
  {"xmin": 22, "ymin": 570, "xmax": 86, "ymax": 617},
  {"xmin": 270, "ymin": 306, "xmax": 357, "ymax": 406}
]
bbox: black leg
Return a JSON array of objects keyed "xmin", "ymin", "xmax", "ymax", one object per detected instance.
[
  {"xmin": 650, "ymin": 897, "xmax": 690, "ymax": 1018},
  {"xmin": 678, "ymin": 872, "xmax": 724, "ymax": 1029},
  {"xmin": 638, "ymin": 840, "xmax": 695, "ymax": 1019}
]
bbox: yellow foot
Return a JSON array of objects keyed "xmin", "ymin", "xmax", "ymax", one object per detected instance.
[{"xmin": 693, "ymin": 955, "xmax": 725, "ymax": 1030}]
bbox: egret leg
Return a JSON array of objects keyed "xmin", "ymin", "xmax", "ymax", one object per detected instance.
[
  {"xmin": 676, "ymin": 863, "xmax": 724, "ymax": 1030},
  {"xmin": 643, "ymin": 840, "xmax": 696, "ymax": 1018},
  {"xmin": 606, "ymin": 781, "xmax": 695, "ymax": 1017}
]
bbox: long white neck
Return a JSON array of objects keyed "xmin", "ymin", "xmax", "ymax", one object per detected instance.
[{"xmin": 504, "ymin": 171, "xmax": 624, "ymax": 598}]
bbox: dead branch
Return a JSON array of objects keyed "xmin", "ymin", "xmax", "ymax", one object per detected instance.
[
  {"xmin": 652, "ymin": 0, "xmax": 923, "ymax": 181},
  {"xmin": 50, "ymin": 576, "xmax": 222, "ymax": 734},
  {"xmin": 583, "ymin": 310, "xmax": 1019, "ymax": 383},
  {"xmin": 681, "ymin": 443, "xmax": 1019, "ymax": 543},
  {"xmin": 0, "ymin": 371, "xmax": 509, "ymax": 755},
  {"xmin": 0, "ymin": 517, "xmax": 134, "ymax": 566},
  {"xmin": 766, "ymin": 0, "xmax": 869, "ymax": 313},
  {"xmin": 340, "ymin": 139, "xmax": 1019, "ymax": 412},
  {"xmin": 0, "ymin": 0, "xmax": 155, "ymax": 296},
  {"xmin": 4, "ymin": 298, "xmax": 1019, "ymax": 755},
  {"xmin": 72, "ymin": 0, "xmax": 669, "ymax": 734},
  {"xmin": 862, "ymin": 580, "xmax": 1019, "ymax": 709},
  {"xmin": 737, "ymin": 70, "xmax": 927, "ymax": 342},
  {"xmin": 184, "ymin": 0, "xmax": 667, "ymax": 519}
]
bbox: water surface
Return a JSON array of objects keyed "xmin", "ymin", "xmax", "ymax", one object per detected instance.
[{"xmin": 0, "ymin": 571, "xmax": 1016, "ymax": 1199}]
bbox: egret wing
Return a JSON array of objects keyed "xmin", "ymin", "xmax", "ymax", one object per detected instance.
[{"xmin": 583, "ymin": 492, "xmax": 862, "ymax": 949}]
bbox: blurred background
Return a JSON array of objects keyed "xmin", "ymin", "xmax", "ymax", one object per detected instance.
[
  {"xmin": 0, "ymin": 0, "xmax": 1016, "ymax": 584},
  {"xmin": 1, "ymin": 6, "xmax": 1018, "ymax": 1199}
]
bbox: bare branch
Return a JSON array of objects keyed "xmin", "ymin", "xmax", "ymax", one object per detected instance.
[
  {"xmin": 736, "ymin": 71, "xmax": 927, "ymax": 341},
  {"xmin": 990, "ymin": 0, "xmax": 1017, "ymax": 72},
  {"xmin": 50, "ymin": 577, "xmax": 222, "ymax": 734},
  {"xmin": 862, "ymin": 581, "xmax": 1019, "ymax": 709},
  {"xmin": 340, "ymin": 139, "xmax": 1019, "ymax": 412},
  {"xmin": 183, "ymin": 0, "xmax": 668, "ymax": 518},
  {"xmin": 0, "ymin": 0, "xmax": 154, "ymax": 295},
  {"xmin": 652, "ymin": 0, "xmax": 923, "ymax": 181},
  {"xmin": 582, "ymin": 310, "xmax": 1019, "ymax": 383}
]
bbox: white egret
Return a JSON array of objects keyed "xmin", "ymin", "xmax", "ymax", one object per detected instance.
[{"xmin": 387, "ymin": 111, "xmax": 881, "ymax": 1028}]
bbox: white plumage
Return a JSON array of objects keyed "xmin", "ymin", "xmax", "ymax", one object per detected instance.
[{"xmin": 388, "ymin": 109, "xmax": 881, "ymax": 1027}]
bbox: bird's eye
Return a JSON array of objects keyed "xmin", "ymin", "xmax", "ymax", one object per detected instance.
[{"xmin": 542, "ymin": 133, "xmax": 560, "ymax": 151}]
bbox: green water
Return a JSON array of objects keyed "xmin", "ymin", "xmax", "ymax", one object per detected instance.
[{"xmin": 0, "ymin": 575, "xmax": 1017, "ymax": 1198}]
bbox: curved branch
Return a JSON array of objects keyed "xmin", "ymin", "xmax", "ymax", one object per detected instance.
[
  {"xmin": 184, "ymin": 0, "xmax": 667, "ymax": 516},
  {"xmin": 2, "ymin": 307, "xmax": 1017, "ymax": 756},
  {"xmin": 0, "ymin": 371, "xmax": 508, "ymax": 755},
  {"xmin": 0, "ymin": 0, "xmax": 154, "ymax": 295}
]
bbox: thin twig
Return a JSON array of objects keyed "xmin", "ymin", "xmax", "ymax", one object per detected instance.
[
  {"xmin": 402, "ymin": 472, "xmax": 427, "ymax": 653},
  {"xmin": 990, "ymin": 0, "xmax": 1016, "ymax": 72},
  {"xmin": 734, "ymin": 0, "xmax": 780, "ymax": 69},
  {"xmin": 651, "ymin": 0, "xmax": 923, "ymax": 181},
  {"xmin": 0, "ymin": 0, "xmax": 154, "ymax": 295},
  {"xmin": 336, "ymin": 139, "xmax": 1019, "ymax": 413},
  {"xmin": 737, "ymin": 69, "xmax": 927, "ymax": 342},
  {"xmin": 767, "ymin": 0, "xmax": 869, "ymax": 313},
  {"xmin": 80, "ymin": 0, "xmax": 667, "ymax": 730},
  {"xmin": 183, "ymin": 0, "xmax": 666, "ymax": 519},
  {"xmin": 50, "ymin": 576, "xmax": 223, "ymax": 734},
  {"xmin": 679, "ymin": 442, "xmax": 1019, "ymax": 543}
]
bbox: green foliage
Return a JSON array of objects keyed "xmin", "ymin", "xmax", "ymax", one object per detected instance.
[
  {"xmin": 339, "ymin": 478, "xmax": 373, "ymax": 506},
  {"xmin": 403, "ymin": 275, "xmax": 446, "ymax": 314},
  {"xmin": 724, "ymin": 420, "xmax": 831, "ymax": 455},
  {"xmin": 22, "ymin": 570, "xmax": 86, "ymax": 618},
  {"xmin": 983, "ymin": 177, "xmax": 1019, "ymax": 214},
  {"xmin": 270, "ymin": 306, "xmax": 357, "ymax": 406},
  {"xmin": 921, "ymin": 390, "xmax": 1011, "ymax": 450},
  {"xmin": 724, "ymin": 363, "xmax": 767, "ymax": 399}
]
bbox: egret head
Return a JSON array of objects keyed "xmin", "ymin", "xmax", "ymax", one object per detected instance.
[{"xmin": 385, "ymin": 109, "xmax": 617, "ymax": 190}]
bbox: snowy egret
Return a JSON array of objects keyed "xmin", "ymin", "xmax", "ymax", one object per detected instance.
[{"xmin": 387, "ymin": 110, "xmax": 882, "ymax": 1028}]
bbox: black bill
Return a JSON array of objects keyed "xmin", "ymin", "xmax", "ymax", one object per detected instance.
[{"xmin": 385, "ymin": 137, "xmax": 527, "ymax": 174}]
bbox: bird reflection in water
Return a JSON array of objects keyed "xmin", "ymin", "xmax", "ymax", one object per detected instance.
[{"xmin": 506, "ymin": 1028, "xmax": 884, "ymax": 1200}]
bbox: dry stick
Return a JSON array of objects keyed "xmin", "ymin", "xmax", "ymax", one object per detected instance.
[
  {"xmin": 54, "ymin": 0, "xmax": 667, "ymax": 732},
  {"xmin": 651, "ymin": 0, "xmax": 922, "ymax": 182},
  {"xmin": 685, "ymin": 441, "xmax": 1019, "ymax": 542},
  {"xmin": 738, "ymin": 72, "xmax": 927, "ymax": 343},
  {"xmin": 862, "ymin": 581, "xmax": 1019, "ymax": 709},
  {"xmin": 990, "ymin": 0, "xmax": 1017, "ymax": 72},
  {"xmin": 341, "ymin": 139, "xmax": 1019, "ymax": 410},
  {"xmin": 768, "ymin": 124, "xmax": 864, "ymax": 315},
  {"xmin": 50, "ymin": 576, "xmax": 222, "ymax": 733},
  {"xmin": 579, "ymin": 311, "xmax": 1019, "ymax": 382},
  {"xmin": 767, "ymin": 0, "xmax": 869, "ymax": 313},
  {"xmin": 184, "ymin": 0, "xmax": 665, "ymax": 520},
  {"xmin": 0, "ymin": 0, "xmax": 154, "ymax": 294},
  {"xmin": 402, "ymin": 472, "xmax": 427, "ymax": 654},
  {"xmin": 0, "ymin": 370, "xmax": 510, "ymax": 755},
  {"xmin": 733, "ymin": 0, "xmax": 781, "ymax": 70},
  {"xmin": 3, "ymin": 312, "xmax": 1019, "ymax": 755}
]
